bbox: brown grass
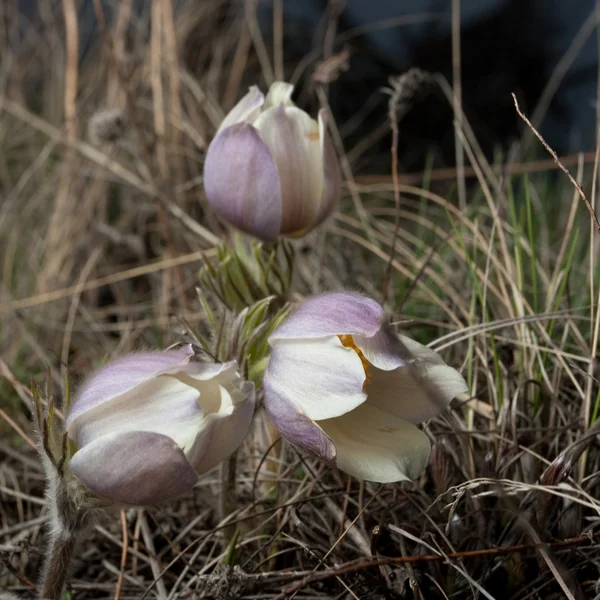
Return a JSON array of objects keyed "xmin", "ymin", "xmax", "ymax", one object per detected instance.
[{"xmin": 1, "ymin": 2, "xmax": 600, "ymax": 599}]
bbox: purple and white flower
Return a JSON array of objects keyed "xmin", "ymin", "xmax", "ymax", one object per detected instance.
[
  {"xmin": 203, "ymin": 82, "xmax": 341, "ymax": 241},
  {"xmin": 263, "ymin": 293, "xmax": 468, "ymax": 483},
  {"xmin": 66, "ymin": 345, "xmax": 255, "ymax": 505}
]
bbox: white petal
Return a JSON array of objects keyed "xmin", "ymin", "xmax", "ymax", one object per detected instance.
[
  {"xmin": 71, "ymin": 375, "xmax": 205, "ymax": 452},
  {"xmin": 67, "ymin": 345, "xmax": 195, "ymax": 427},
  {"xmin": 319, "ymin": 403, "xmax": 431, "ymax": 482},
  {"xmin": 364, "ymin": 336, "xmax": 468, "ymax": 424},
  {"xmin": 266, "ymin": 336, "xmax": 367, "ymax": 420},
  {"xmin": 353, "ymin": 322, "xmax": 408, "ymax": 371},
  {"xmin": 264, "ymin": 370, "xmax": 336, "ymax": 461},
  {"xmin": 174, "ymin": 361, "xmax": 248, "ymax": 414},
  {"xmin": 182, "ymin": 360, "xmax": 238, "ymax": 381},
  {"xmin": 263, "ymin": 81, "xmax": 295, "ymax": 109},
  {"xmin": 399, "ymin": 335, "xmax": 469, "ymax": 409},
  {"xmin": 311, "ymin": 109, "xmax": 341, "ymax": 227},
  {"xmin": 217, "ymin": 86, "xmax": 265, "ymax": 133},
  {"xmin": 186, "ymin": 382, "xmax": 256, "ymax": 473},
  {"xmin": 254, "ymin": 105, "xmax": 323, "ymax": 234}
]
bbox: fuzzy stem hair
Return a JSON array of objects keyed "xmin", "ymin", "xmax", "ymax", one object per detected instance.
[{"xmin": 38, "ymin": 447, "xmax": 94, "ymax": 600}]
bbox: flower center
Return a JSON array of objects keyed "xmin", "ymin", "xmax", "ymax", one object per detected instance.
[{"xmin": 338, "ymin": 335, "xmax": 372, "ymax": 388}]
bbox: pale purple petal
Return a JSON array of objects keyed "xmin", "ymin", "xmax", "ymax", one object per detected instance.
[
  {"xmin": 312, "ymin": 109, "xmax": 341, "ymax": 227},
  {"xmin": 263, "ymin": 370, "xmax": 335, "ymax": 461},
  {"xmin": 67, "ymin": 345, "xmax": 194, "ymax": 426},
  {"xmin": 269, "ymin": 293, "xmax": 385, "ymax": 342},
  {"xmin": 204, "ymin": 123, "xmax": 282, "ymax": 241},
  {"xmin": 69, "ymin": 431, "xmax": 199, "ymax": 505},
  {"xmin": 353, "ymin": 322, "xmax": 409, "ymax": 370},
  {"xmin": 319, "ymin": 404, "xmax": 431, "ymax": 482},
  {"xmin": 69, "ymin": 374, "xmax": 204, "ymax": 448},
  {"xmin": 217, "ymin": 86, "xmax": 264, "ymax": 133},
  {"xmin": 363, "ymin": 335, "xmax": 469, "ymax": 424},
  {"xmin": 254, "ymin": 105, "xmax": 323, "ymax": 234},
  {"xmin": 186, "ymin": 381, "xmax": 256, "ymax": 473},
  {"xmin": 265, "ymin": 336, "xmax": 366, "ymax": 420}
]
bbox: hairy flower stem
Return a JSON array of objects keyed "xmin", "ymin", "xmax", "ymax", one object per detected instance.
[
  {"xmin": 220, "ymin": 450, "xmax": 238, "ymax": 542},
  {"xmin": 39, "ymin": 466, "xmax": 93, "ymax": 600},
  {"xmin": 41, "ymin": 527, "xmax": 79, "ymax": 600}
]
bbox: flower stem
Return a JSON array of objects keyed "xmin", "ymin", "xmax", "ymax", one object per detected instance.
[
  {"xmin": 39, "ymin": 469, "xmax": 92, "ymax": 600},
  {"xmin": 219, "ymin": 450, "xmax": 238, "ymax": 542},
  {"xmin": 40, "ymin": 527, "xmax": 79, "ymax": 600},
  {"xmin": 31, "ymin": 377, "xmax": 96, "ymax": 600}
]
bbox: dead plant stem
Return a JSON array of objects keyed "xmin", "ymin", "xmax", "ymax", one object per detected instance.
[
  {"xmin": 512, "ymin": 93, "xmax": 600, "ymax": 234},
  {"xmin": 270, "ymin": 530, "xmax": 600, "ymax": 599},
  {"xmin": 451, "ymin": 0, "xmax": 467, "ymax": 211}
]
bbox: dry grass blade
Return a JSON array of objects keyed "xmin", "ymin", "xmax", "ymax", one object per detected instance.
[
  {"xmin": 513, "ymin": 93, "xmax": 600, "ymax": 234},
  {"xmin": 2, "ymin": 2, "xmax": 600, "ymax": 599}
]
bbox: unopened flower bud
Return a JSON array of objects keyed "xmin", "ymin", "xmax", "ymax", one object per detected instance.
[
  {"xmin": 66, "ymin": 345, "xmax": 255, "ymax": 505},
  {"xmin": 263, "ymin": 293, "xmax": 469, "ymax": 483},
  {"xmin": 203, "ymin": 82, "xmax": 341, "ymax": 241}
]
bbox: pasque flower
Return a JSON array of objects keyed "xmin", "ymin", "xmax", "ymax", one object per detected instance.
[
  {"xmin": 203, "ymin": 82, "xmax": 341, "ymax": 241},
  {"xmin": 66, "ymin": 345, "xmax": 255, "ymax": 505},
  {"xmin": 263, "ymin": 293, "xmax": 468, "ymax": 483}
]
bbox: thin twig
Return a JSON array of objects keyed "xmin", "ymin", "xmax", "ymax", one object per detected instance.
[
  {"xmin": 114, "ymin": 509, "xmax": 129, "ymax": 600},
  {"xmin": 381, "ymin": 82, "xmax": 401, "ymax": 305},
  {"xmin": 139, "ymin": 510, "xmax": 168, "ymax": 600},
  {"xmin": 245, "ymin": 0, "xmax": 274, "ymax": 84},
  {"xmin": 451, "ymin": 0, "xmax": 466, "ymax": 211},
  {"xmin": 0, "ymin": 249, "xmax": 216, "ymax": 313},
  {"xmin": 270, "ymin": 530, "xmax": 600, "ymax": 599},
  {"xmin": 273, "ymin": 0, "xmax": 284, "ymax": 81},
  {"xmin": 353, "ymin": 150, "xmax": 600, "ymax": 185},
  {"xmin": 512, "ymin": 93, "xmax": 600, "ymax": 234}
]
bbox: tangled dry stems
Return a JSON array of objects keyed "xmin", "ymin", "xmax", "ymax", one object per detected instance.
[{"xmin": 1, "ymin": 1, "xmax": 600, "ymax": 598}]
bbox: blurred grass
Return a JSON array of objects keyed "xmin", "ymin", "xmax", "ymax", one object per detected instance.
[{"xmin": 1, "ymin": 1, "xmax": 600, "ymax": 599}]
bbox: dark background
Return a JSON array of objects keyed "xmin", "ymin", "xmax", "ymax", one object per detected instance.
[{"xmin": 259, "ymin": 0, "xmax": 598, "ymax": 171}]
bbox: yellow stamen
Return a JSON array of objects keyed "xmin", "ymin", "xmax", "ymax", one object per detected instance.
[{"xmin": 338, "ymin": 334, "xmax": 372, "ymax": 388}]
